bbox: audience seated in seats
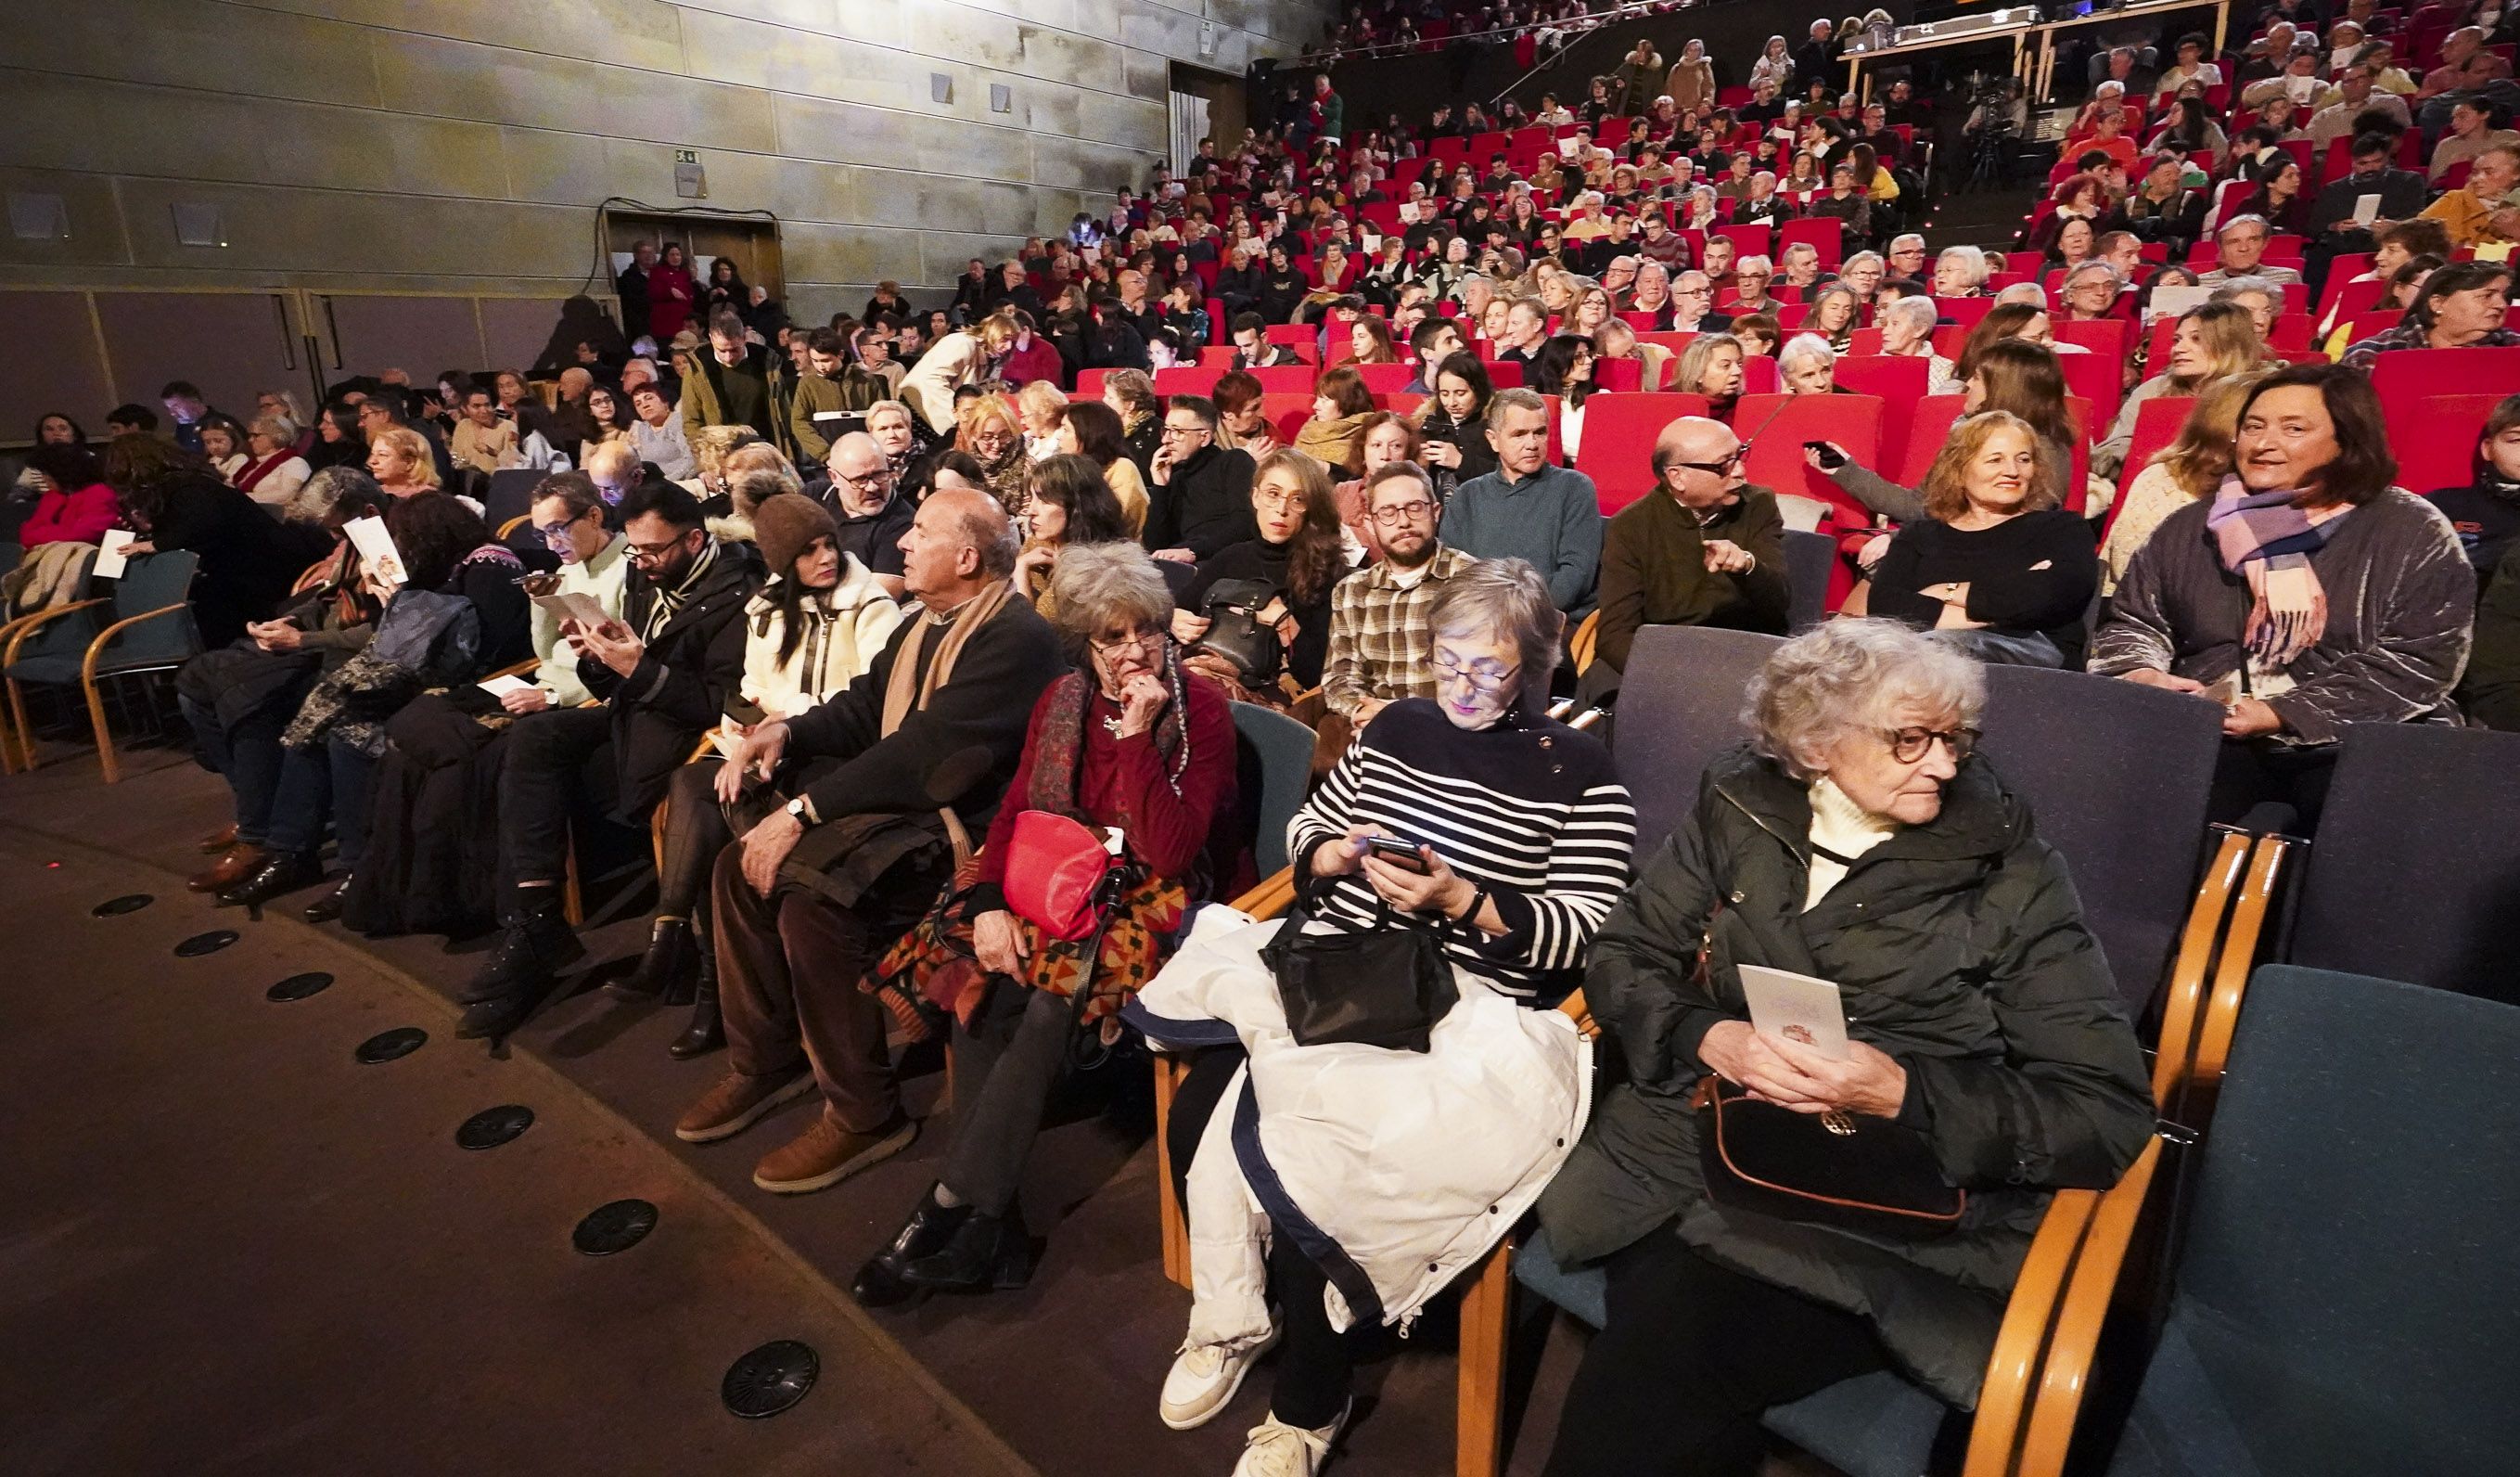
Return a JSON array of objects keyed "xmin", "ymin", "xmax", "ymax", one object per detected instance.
[
  {"xmin": 2107, "ymin": 155, "xmax": 2211, "ymax": 256},
  {"xmin": 853, "ymin": 543, "xmax": 1239, "ymax": 1306},
  {"xmin": 950, "ymin": 392, "xmax": 1030, "ymax": 515},
  {"xmin": 1138, "ymin": 559, "xmax": 1633, "ymax": 1473},
  {"xmin": 1414, "ymin": 352, "xmax": 1501, "ymax": 501},
  {"xmin": 14, "ymin": 443, "xmax": 120, "ymax": 549},
  {"xmin": 1778, "ymin": 333, "xmax": 1841, "ymax": 396},
  {"xmin": 2416, "ymin": 142, "xmax": 2520, "ymax": 249},
  {"xmin": 1327, "ymin": 411, "xmax": 1424, "ymax": 562},
  {"xmin": 107, "ymin": 433, "xmax": 324, "ymax": 649},
  {"xmin": 2098, "ymin": 301, "xmax": 2266, "ymax": 478},
  {"xmin": 1054, "ymin": 400, "xmax": 1151, "ymax": 538},
  {"xmin": 1439, "ymin": 388, "xmax": 1602, "ymax": 613},
  {"xmin": 1529, "ymin": 334, "xmax": 1601, "ymax": 463},
  {"xmin": 1145, "ymin": 394, "xmax": 1260, "ymax": 563},
  {"xmin": 627, "ymin": 380, "xmax": 698, "ymax": 482},
  {"xmin": 367, "ymin": 424, "xmax": 459, "ymax": 513},
  {"xmin": 343, "ymin": 473, "xmax": 630, "ymax": 940},
  {"xmin": 613, "ymin": 491, "xmax": 902, "ymax": 1056},
  {"xmin": 2426, "ymin": 393, "xmax": 2520, "ymax": 593},
  {"xmin": 787, "ymin": 328, "xmax": 894, "ymax": 463},
  {"xmin": 447, "ymin": 385, "xmax": 521, "ymax": 477},
  {"xmin": 180, "ymin": 469, "xmax": 387, "ymax": 896},
  {"xmin": 2430, "ymin": 98, "xmax": 2519, "ymax": 182},
  {"xmin": 1863, "ymin": 411, "xmax": 2102, "ymax": 668},
  {"xmin": 217, "ymin": 493, "xmax": 531, "ymax": 918},
  {"xmin": 2058, "ymin": 262, "xmax": 2130, "ymax": 326},
  {"xmin": 1672, "ymin": 332, "xmax": 1747, "ymax": 419},
  {"xmin": 1102, "ymin": 368, "xmax": 1165, "ymax": 481},
  {"xmin": 1824, "ymin": 340, "xmax": 2083, "ymax": 549},
  {"xmin": 1589, "ymin": 416, "xmax": 1790, "ymax": 698},
  {"xmin": 1015, "ymin": 455, "xmax": 1137, "ymax": 621},
  {"xmin": 1319, "ymin": 461, "xmax": 1477, "ymax": 738},
  {"xmin": 898, "ymin": 315, "xmax": 1009, "ymax": 434},
  {"xmin": 1170, "ymin": 448, "xmax": 1350, "ymax": 703},
  {"xmin": 237, "ymin": 415, "xmax": 313, "ymax": 509},
  {"xmin": 2196, "ymin": 214, "xmax": 2303, "ymax": 290},
  {"xmin": 1293, "ymin": 365, "xmax": 1377, "ymax": 475},
  {"xmin": 1932, "ymin": 244, "xmax": 1992, "ymax": 299},
  {"xmin": 676, "ymin": 489, "xmax": 1062, "ymax": 1193},
  {"xmin": 2340, "ymin": 261, "xmax": 2519, "ymax": 366},
  {"xmin": 2104, "ymin": 375, "xmax": 2265, "ymax": 595},
  {"xmin": 809, "ymin": 431, "xmax": 915, "ymax": 601},
  {"xmin": 458, "ymin": 480, "xmax": 763, "ymax": 1039},
  {"xmin": 1537, "ymin": 618, "xmax": 2152, "ymax": 1477},
  {"xmin": 2091, "ymin": 365, "xmax": 2475, "ymax": 829},
  {"xmin": 1210, "ymin": 372, "xmax": 1287, "ymax": 465},
  {"xmin": 1874, "ymin": 293, "xmax": 1957, "ymax": 391}
]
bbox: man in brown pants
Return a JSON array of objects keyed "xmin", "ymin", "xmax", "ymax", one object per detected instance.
[{"xmin": 672, "ymin": 488, "xmax": 1063, "ymax": 1193}]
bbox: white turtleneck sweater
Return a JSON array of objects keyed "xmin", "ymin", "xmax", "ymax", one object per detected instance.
[{"xmin": 1804, "ymin": 777, "xmax": 1900, "ymax": 911}]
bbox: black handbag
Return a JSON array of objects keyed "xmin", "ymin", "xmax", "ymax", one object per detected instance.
[
  {"xmin": 1696, "ymin": 1077, "xmax": 1966, "ymax": 1239},
  {"xmin": 1191, "ymin": 576, "xmax": 1286, "ymax": 687},
  {"xmin": 1262, "ymin": 901, "xmax": 1459, "ymax": 1053}
]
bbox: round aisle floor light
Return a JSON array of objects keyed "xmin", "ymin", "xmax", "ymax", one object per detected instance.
[
  {"xmin": 93, "ymin": 893, "xmax": 155, "ymax": 917},
  {"xmin": 353, "ymin": 1027, "xmax": 428, "ymax": 1064},
  {"xmin": 722, "ymin": 1340, "xmax": 818, "ymax": 1419},
  {"xmin": 572, "ymin": 1199, "xmax": 659, "ymax": 1256},
  {"xmin": 174, "ymin": 929, "xmax": 239, "ymax": 957},
  {"xmin": 455, "ymin": 1105, "xmax": 535, "ymax": 1149},
  {"xmin": 266, "ymin": 970, "xmax": 334, "ymax": 1002}
]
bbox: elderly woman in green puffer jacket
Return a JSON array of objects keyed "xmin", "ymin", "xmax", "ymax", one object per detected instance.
[{"xmin": 1536, "ymin": 619, "xmax": 2153, "ymax": 1477}]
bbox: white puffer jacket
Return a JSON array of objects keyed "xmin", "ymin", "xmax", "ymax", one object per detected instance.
[{"xmin": 1128, "ymin": 905, "xmax": 1592, "ymax": 1343}]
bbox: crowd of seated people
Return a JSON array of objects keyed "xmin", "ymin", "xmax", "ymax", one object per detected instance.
[{"xmin": 6, "ymin": 7, "xmax": 2518, "ymax": 1473}]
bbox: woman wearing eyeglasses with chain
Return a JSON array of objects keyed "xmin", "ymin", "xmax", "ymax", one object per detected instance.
[
  {"xmin": 1136, "ymin": 558, "xmax": 1634, "ymax": 1476},
  {"xmin": 1537, "ymin": 619, "xmax": 2151, "ymax": 1477}
]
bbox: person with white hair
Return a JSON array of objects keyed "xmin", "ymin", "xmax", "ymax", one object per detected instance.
[
  {"xmin": 1540, "ymin": 616, "xmax": 2151, "ymax": 1477},
  {"xmin": 1932, "ymin": 244, "xmax": 1992, "ymax": 298},
  {"xmin": 1778, "ymin": 332, "xmax": 1840, "ymax": 394},
  {"xmin": 1876, "ymin": 294, "xmax": 1955, "ymax": 387}
]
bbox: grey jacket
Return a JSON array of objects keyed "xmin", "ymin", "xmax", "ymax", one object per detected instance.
[
  {"xmin": 2089, "ymin": 489, "xmax": 2474, "ymax": 744},
  {"xmin": 1538, "ymin": 749, "xmax": 2153, "ymax": 1407}
]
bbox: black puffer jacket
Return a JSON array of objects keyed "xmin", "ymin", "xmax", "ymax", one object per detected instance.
[{"xmin": 1539, "ymin": 745, "xmax": 2152, "ymax": 1407}]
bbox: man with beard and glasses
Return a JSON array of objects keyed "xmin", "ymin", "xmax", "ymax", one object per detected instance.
[
  {"xmin": 1321, "ymin": 462, "xmax": 1483, "ymax": 744},
  {"xmin": 460, "ymin": 480, "xmax": 762, "ymax": 1038}
]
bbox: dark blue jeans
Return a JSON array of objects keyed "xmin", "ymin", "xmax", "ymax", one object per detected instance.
[
  {"xmin": 264, "ymin": 737, "xmax": 381, "ymax": 873},
  {"xmin": 180, "ymin": 687, "xmax": 303, "ymax": 847}
]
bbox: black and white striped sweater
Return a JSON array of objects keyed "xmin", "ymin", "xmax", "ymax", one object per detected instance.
[{"xmin": 1289, "ymin": 698, "xmax": 1636, "ymax": 1000}]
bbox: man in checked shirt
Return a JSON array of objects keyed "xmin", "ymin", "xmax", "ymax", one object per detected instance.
[{"xmin": 1316, "ymin": 462, "xmax": 1481, "ymax": 764}]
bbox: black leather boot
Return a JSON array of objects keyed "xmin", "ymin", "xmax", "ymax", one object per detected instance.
[
  {"xmin": 668, "ymin": 937, "xmax": 723, "ymax": 1060},
  {"xmin": 902, "ymin": 1202, "xmax": 1034, "ymax": 1294},
  {"xmin": 301, "ymin": 873, "xmax": 352, "ymax": 925},
  {"xmin": 215, "ymin": 851, "xmax": 325, "ymax": 909},
  {"xmin": 851, "ymin": 1188, "xmax": 972, "ymax": 1309},
  {"xmin": 455, "ymin": 890, "xmax": 584, "ymax": 1033},
  {"xmin": 608, "ymin": 917, "xmax": 697, "ymax": 1002}
]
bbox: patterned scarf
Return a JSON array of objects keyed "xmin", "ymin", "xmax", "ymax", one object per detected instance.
[
  {"xmin": 1026, "ymin": 642, "xmax": 1192, "ymax": 816},
  {"xmin": 641, "ymin": 533, "xmax": 719, "ymax": 641},
  {"xmin": 2206, "ymin": 476, "xmax": 2352, "ymax": 670}
]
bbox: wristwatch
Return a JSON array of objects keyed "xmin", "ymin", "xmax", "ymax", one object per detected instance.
[{"xmin": 785, "ymin": 797, "xmax": 811, "ymax": 823}]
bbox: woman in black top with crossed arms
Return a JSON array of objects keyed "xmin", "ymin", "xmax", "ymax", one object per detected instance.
[{"xmin": 1867, "ymin": 410, "xmax": 2100, "ymax": 668}]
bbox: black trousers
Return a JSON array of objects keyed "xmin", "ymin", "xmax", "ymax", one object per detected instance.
[
  {"xmin": 1541, "ymin": 1231, "xmax": 1894, "ymax": 1477},
  {"xmin": 497, "ymin": 706, "xmax": 620, "ymax": 893}
]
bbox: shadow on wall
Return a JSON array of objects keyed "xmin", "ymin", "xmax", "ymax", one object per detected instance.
[{"xmin": 532, "ymin": 297, "xmax": 631, "ymax": 377}]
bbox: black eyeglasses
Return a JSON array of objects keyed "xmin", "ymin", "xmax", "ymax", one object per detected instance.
[
  {"xmin": 1882, "ymin": 726, "xmax": 1979, "ymax": 764},
  {"xmin": 1670, "ymin": 444, "xmax": 1748, "ymax": 474}
]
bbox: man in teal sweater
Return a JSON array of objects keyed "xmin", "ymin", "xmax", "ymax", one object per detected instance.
[{"xmin": 1439, "ymin": 389, "xmax": 1603, "ymax": 614}]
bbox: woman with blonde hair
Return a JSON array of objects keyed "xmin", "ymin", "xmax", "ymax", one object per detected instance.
[
  {"xmin": 1673, "ymin": 331, "xmax": 1747, "ymax": 416},
  {"xmin": 1293, "ymin": 365, "xmax": 1377, "ymax": 475},
  {"xmin": 1864, "ymin": 410, "xmax": 2101, "ymax": 665},
  {"xmin": 1016, "ymin": 379, "xmax": 1069, "ymax": 461},
  {"xmin": 2099, "ymin": 374, "xmax": 2261, "ymax": 594},
  {"xmin": 365, "ymin": 425, "xmax": 443, "ymax": 502},
  {"xmin": 2094, "ymin": 300, "xmax": 2263, "ymax": 478},
  {"xmin": 955, "ymin": 390, "xmax": 1031, "ymax": 513}
]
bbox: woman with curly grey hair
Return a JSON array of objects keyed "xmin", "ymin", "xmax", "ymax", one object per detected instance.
[
  {"xmin": 850, "ymin": 541, "xmax": 1242, "ymax": 1309},
  {"xmin": 1538, "ymin": 618, "xmax": 2153, "ymax": 1477}
]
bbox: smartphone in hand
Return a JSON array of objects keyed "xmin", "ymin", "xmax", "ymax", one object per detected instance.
[{"xmin": 1362, "ymin": 835, "xmax": 1432, "ymax": 874}]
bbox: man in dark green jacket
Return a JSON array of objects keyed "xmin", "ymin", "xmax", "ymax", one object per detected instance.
[
  {"xmin": 1590, "ymin": 417, "xmax": 1791, "ymax": 689},
  {"xmin": 682, "ymin": 307, "xmax": 791, "ymax": 456},
  {"xmin": 787, "ymin": 328, "xmax": 894, "ymax": 462}
]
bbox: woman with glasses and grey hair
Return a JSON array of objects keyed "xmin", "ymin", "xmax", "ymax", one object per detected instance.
[
  {"xmin": 1135, "ymin": 557, "xmax": 1636, "ymax": 1477},
  {"xmin": 1538, "ymin": 618, "xmax": 2152, "ymax": 1477},
  {"xmin": 851, "ymin": 541, "xmax": 1239, "ymax": 1307}
]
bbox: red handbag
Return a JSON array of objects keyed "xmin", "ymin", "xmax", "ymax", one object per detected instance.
[{"xmin": 1002, "ymin": 811, "xmax": 1119, "ymax": 942}]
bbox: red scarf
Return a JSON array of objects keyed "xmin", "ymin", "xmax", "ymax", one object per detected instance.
[{"xmin": 235, "ymin": 452, "xmax": 295, "ymax": 498}]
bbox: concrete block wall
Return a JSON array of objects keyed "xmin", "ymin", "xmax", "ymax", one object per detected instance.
[{"xmin": 0, "ymin": 0, "xmax": 1332, "ymax": 326}]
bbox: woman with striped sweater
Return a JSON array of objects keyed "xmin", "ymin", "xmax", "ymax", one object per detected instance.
[{"xmin": 1132, "ymin": 559, "xmax": 1634, "ymax": 1477}]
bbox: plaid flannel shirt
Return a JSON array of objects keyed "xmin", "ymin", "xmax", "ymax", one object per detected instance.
[{"xmin": 1320, "ymin": 544, "xmax": 1480, "ymax": 716}]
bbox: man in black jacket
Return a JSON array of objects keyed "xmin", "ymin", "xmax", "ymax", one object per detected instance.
[
  {"xmin": 2304, "ymin": 131, "xmax": 2433, "ymax": 297},
  {"xmin": 461, "ymin": 480, "xmax": 761, "ymax": 1036},
  {"xmin": 616, "ymin": 239, "xmax": 654, "ymax": 347},
  {"xmin": 1144, "ymin": 395, "xmax": 1257, "ymax": 562},
  {"xmin": 674, "ymin": 488, "xmax": 1061, "ymax": 1194}
]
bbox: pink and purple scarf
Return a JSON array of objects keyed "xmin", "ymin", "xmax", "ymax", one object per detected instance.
[{"xmin": 2205, "ymin": 476, "xmax": 2352, "ymax": 670}]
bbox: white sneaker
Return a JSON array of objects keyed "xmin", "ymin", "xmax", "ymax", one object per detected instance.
[
  {"xmin": 1226, "ymin": 1400, "xmax": 1349, "ymax": 1477},
  {"xmin": 1160, "ymin": 1323, "xmax": 1280, "ymax": 1430}
]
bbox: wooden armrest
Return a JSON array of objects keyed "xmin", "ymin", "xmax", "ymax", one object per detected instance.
[
  {"xmin": 1567, "ymin": 706, "xmax": 1606, "ymax": 731},
  {"xmin": 2184, "ymin": 833, "xmax": 2290, "ymax": 1114},
  {"xmin": 81, "ymin": 603, "xmax": 191, "ymax": 682},
  {"xmin": 2014, "ymin": 1137, "xmax": 2168, "ymax": 1477},
  {"xmin": 1230, "ymin": 865, "xmax": 1298, "ymax": 920},
  {"xmin": 1961, "ymin": 1185, "xmax": 2103, "ymax": 1477},
  {"xmin": 483, "ymin": 657, "xmax": 539, "ymax": 682},
  {"xmin": 2147, "ymin": 828, "xmax": 2251, "ymax": 1110},
  {"xmin": 3, "ymin": 598, "xmax": 110, "ymax": 666}
]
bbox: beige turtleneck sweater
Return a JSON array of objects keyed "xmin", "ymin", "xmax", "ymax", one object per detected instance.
[{"xmin": 1804, "ymin": 777, "xmax": 1900, "ymax": 911}]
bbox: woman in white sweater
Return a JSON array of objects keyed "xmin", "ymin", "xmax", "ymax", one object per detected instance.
[{"xmin": 621, "ymin": 491, "xmax": 904, "ymax": 1058}]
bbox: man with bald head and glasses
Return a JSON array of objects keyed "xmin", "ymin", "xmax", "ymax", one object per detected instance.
[{"xmin": 1585, "ymin": 416, "xmax": 1790, "ymax": 698}]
